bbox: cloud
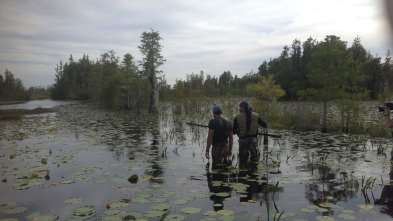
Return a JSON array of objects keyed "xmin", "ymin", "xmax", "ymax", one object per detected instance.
[{"xmin": 0, "ymin": 0, "xmax": 391, "ymax": 88}]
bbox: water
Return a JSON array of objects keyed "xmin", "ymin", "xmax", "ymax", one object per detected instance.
[
  {"xmin": 0, "ymin": 99, "xmax": 75, "ymax": 110},
  {"xmin": 0, "ymin": 101, "xmax": 392, "ymax": 220}
]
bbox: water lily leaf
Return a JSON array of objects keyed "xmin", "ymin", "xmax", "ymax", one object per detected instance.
[
  {"xmin": 30, "ymin": 215, "xmax": 59, "ymax": 221},
  {"xmin": 154, "ymin": 198, "xmax": 168, "ymax": 203},
  {"xmin": 318, "ymin": 202, "xmax": 333, "ymax": 207},
  {"xmin": 218, "ymin": 215, "xmax": 235, "ymax": 221},
  {"xmin": 104, "ymin": 210, "xmax": 126, "ymax": 216},
  {"xmin": 131, "ymin": 197, "xmax": 150, "ymax": 204},
  {"xmin": 317, "ymin": 208, "xmax": 329, "ymax": 213},
  {"xmin": 338, "ymin": 213, "xmax": 356, "ymax": 220},
  {"xmin": 194, "ymin": 193, "xmax": 210, "ymax": 199},
  {"xmin": 150, "ymin": 203, "xmax": 171, "ymax": 211},
  {"xmin": 217, "ymin": 210, "xmax": 234, "ymax": 216},
  {"xmin": 72, "ymin": 206, "xmax": 95, "ymax": 219},
  {"xmin": 144, "ymin": 210, "xmax": 165, "ymax": 218},
  {"xmin": 26, "ymin": 211, "xmax": 41, "ymax": 220},
  {"xmin": 163, "ymin": 214, "xmax": 186, "ymax": 221},
  {"xmin": 200, "ymin": 218, "xmax": 219, "ymax": 221},
  {"xmin": 215, "ymin": 192, "xmax": 230, "ymax": 197},
  {"xmin": 171, "ymin": 198, "xmax": 188, "ymax": 205},
  {"xmin": 64, "ymin": 197, "xmax": 82, "ymax": 204},
  {"xmin": 109, "ymin": 201, "xmax": 129, "ymax": 208},
  {"xmin": 100, "ymin": 216, "xmax": 123, "ymax": 221},
  {"xmin": 357, "ymin": 204, "xmax": 373, "ymax": 210},
  {"xmin": 124, "ymin": 211, "xmax": 142, "ymax": 218},
  {"xmin": 342, "ymin": 210, "xmax": 354, "ymax": 214},
  {"xmin": 301, "ymin": 208, "xmax": 315, "ymax": 213},
  {"xmin": 203, "ymin": 211, "xmax": 218, "ymax": 216},
  {"xmin": 3, "ymin": 206, "xmax": 27, "ymax": 214},
  {"xmin": 315, "ymin": 216, "xmax": 334, "ymax": 221},
  {"xmin": 181, "ymin": 207, "xmax": 202, "ymax": 214}
]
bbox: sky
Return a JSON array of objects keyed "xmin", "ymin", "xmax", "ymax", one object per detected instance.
[{"xmin": 0, "ymin": 0, "xmax": 392, "ymax": 88}]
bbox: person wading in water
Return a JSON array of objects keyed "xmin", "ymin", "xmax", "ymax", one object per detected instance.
[
  {"xmin": 205, "ymin": 105, "xmax": 233, "ymax": 164},
  {"xmin": 233, "ymin": 101, "xmax": 267, "ymax": 167}
]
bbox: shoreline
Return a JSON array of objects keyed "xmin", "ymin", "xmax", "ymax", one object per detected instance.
[{"xmin": 0, "ymin": 100, "xmax": 28, "ymax": 105}]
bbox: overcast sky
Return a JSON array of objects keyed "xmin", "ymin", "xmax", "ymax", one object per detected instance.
[{"xmin": 0, "ymin": 0, "xmax": 392, "ymax": 88}]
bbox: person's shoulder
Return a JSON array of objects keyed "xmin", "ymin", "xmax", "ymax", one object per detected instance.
[
  {"xmin": 208, "ymin": 118, "xmax": 216, "ymax": 127},
  {"xmin": 223, "ymin": 117, "xmax": 231, "ymax": 124}
]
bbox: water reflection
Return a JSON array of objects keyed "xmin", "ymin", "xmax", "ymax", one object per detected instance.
[
  {"xmin": 375, "ymin": 168, "xmax": 393, "ymax": 217},
  {"xmin": 206, "ymin": 162, "xmax": 232, "ymax": 211}
]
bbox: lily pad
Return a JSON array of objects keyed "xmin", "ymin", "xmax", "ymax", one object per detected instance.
[
  {"xmin": 172, "ymin": 199, "xmax": 188, "ymax": 205},
  {"xmin": 215, "ymin": 192, "xmax": 230, "ymax": 197},
  {"xmin": 108, "ymin": 201, "xmax": 129, "ymax": 208},
  {"xmin": 315, "ymin": 216, "xmax": 334, "ymax": 221},
  {"xmin": 218, "ymin": 215, "xmax": 235, "ymax": 221},
  {"xmin": 72, "ymin": 206, "xmax": 95, "ymax": 219},
  {"xmin": 124, "ymin": 211, "xmax": 142, "ymax": 219},
  {"xmin": 163, "ymin": 214, "xmax": 186, "ymax": 220},
  {"xmin": 64, "ymin": 197, "xmax": 82, "ymax": 204},
  {"xmin": 217, "ymin": 210, "xmax": 234, "ymax": 216},
  {"xmin": 3, "ymin": 206, "xmax": 27, "ymax": 215},
  {"xmin": 201, "ymin": 218, "xmax": 219, "ymax": 221},
  {"xmin": 181, "ymin": 207, "xmax": 202, "ymax": 214},
  {"xmin": 104, "ymin": 210, "xmax": 126, "ymax": 216},
  {"xmin": 154, "ymin": 198, "xmax": 168, "ymax": 203},
  {"xmin": 203, "ymin": 211, "xmax": 218, "ymax": 216},
  {"xmin": 151, "ymin": 203, "xmax": 171, "ymax": 211},
  {"xmin": 144, "ymin": 210, "xmax": 165, "ymax": 218},
  {"xmin": 131, "ymin": 197, "xmax": 150, "ymax": 204},
  {"xmin": 338, "ymin": 213, "xmax": 356, "ymax": 220}
]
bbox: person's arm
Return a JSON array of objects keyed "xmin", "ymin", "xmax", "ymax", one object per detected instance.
[
  {"xmin": 384, "ymin": 107, "xmax": 393, "ymax": 128},
  {"xmin": 228, "ymin": 131, "xmax": 233, "ymax": 156},
  {"xmin": 258, "ymin": 117, "xmax": 267, "ymax": 128},
  {"xmin": 205, "ymin": 129, "xmax": 214, "ymax": 159},
  {"xmin": 233, "ymin": 117, "xmax": 238, "ymax": 134}
]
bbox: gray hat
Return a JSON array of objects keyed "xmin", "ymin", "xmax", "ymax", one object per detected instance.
[{"xmin": 212, "ymin": 105, "xmax": 222, "ymax": 114}]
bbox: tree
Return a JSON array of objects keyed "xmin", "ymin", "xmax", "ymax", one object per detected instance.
[
  {"xmin": 246, "ymin": 74, "xmax": 285, "ymax": 125},
  {"xmin": 120, "ymin": 53, "xmax": 139, "ymax": 109},
  {"xmin": 302, "ymin": 35, "xmax": 348, "ymax": 132},
  {"xmin": 100, "ymin": 50, "xmax": 120, "ymax": 108},
  {"xmin": 138, "ymin": 29, "xmax": 165, "ymax": 112}
]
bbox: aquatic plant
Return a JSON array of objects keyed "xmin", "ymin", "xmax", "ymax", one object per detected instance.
[{"xmin": 127, "ymin": 174, "xmax": 138, "ymax": 183}]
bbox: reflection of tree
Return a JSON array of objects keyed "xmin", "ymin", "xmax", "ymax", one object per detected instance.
[
  {"xmin": 144, "ymin": 113, "xmax": 164, "ymax": 184},
  {"xmin": 302, "ymin": 161, "xmax": 361, "ymax": 214}
]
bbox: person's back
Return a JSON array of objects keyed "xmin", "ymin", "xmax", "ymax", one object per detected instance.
[
  {"xmin": 235, "ymin": 112, "xmax": 259, "ymax": 137},
  {"xmin": 205, "ymin": 105, "xmax": 233, "ymax": 164},
  {"xmin": 208, "ymin": 117, "xmax": 231, "ymax": 146}
]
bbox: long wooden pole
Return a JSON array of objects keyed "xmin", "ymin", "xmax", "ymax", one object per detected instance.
[{"xmin": 186, "ymin": 122, "xmax": 282, "ymax": 138}]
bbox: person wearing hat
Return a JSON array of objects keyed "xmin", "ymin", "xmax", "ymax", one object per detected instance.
[
  {"xmin": 205, "ymin": 105, "xmax": 233, "ymax": 164},
  {"xmin": 233, "ymin": 101, "xmax": 267, "ymax": 166}
]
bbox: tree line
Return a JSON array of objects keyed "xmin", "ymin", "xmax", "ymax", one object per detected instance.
[
  {"xmin": 51, "ymin": 29, "xmax": 165, "ymax": 111},
  {"xmin": 173, "ymin": 35, "xmax": 392, "ymax": 101},
  {"xmin": 3, "ymin": 33, "xmax": 392, "ymax": 114},
  {"xmin": 0, "ymin": 69, "xmax": 29, "ymax": 102}
]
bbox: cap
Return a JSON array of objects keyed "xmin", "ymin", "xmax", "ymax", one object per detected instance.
[{"xmin": 212, "ymin": 105, "xmax": 222, "ymax": 114}]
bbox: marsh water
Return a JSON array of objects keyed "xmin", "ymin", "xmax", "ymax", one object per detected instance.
[
  {"xmin": 1, "ymin": 100, "xmax": 393, "ymax": 221},
  {"xmin": 0, "ymin": 99, "xmax": 75, "ymax": 110}
]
